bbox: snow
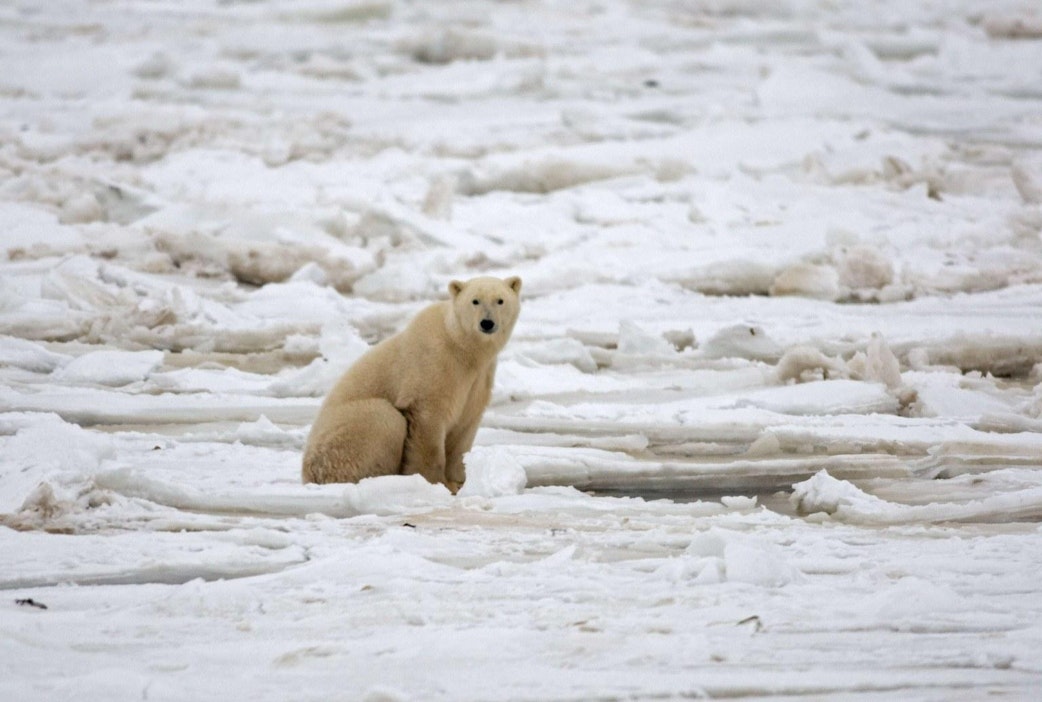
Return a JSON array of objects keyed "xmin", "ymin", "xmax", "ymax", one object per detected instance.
[
  {"xmin": 459, "ymin": 446, "xmax": 528, "ymax": 498},
  {"xmin": 54, "ymin": 349, "xmax": 165, "ymax": 387},
  {"xmin": 3, "ymin": 0, "xmax": 1042, "ymax": 699}
]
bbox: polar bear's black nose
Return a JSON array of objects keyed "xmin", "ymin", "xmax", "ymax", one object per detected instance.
[{"xmin": 480, "ymin": 319, "xmax": 496, "ymax": 333}]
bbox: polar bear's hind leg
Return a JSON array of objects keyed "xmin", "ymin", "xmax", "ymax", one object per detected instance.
[{"xmin": 302, "ymin": 399, "xmax": 407, "ymax": 484}]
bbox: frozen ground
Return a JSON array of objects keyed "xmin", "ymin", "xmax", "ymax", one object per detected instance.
[{"xmin": 3, "ymin": 0, "xmax": 1042, "ymax": 699}]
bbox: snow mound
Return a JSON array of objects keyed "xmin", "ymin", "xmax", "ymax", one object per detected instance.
[
  {"xmin": 362, "ymin": 685, "xmax": 412, "ymax": 702},
  {"xmin": 234, "ymin": 415, "xmax": 303, "ymax": 448},
  {"xmin": 847, "ymin": 334, "xmax": 903, "ymax": 389},
  {"xmin": 734, "ymin": 379, "xmax": 899, "ymax": 415},
  {"xmin": 54, "ymin": 349, "xmax": 164, "ymax": 386},
  {"xmin": 270, "ymin": 319, "xmax": 370, "ymax": 397},
  {"xmin": 867, "ymin": 576, "xmax": 967, "ymax": 622},
  {"xmin": 774, "ymin": 345, "xmax": 847, "ymax": 383},
  {"xmin": 790, "ymin": 470, "xmax": 889, "ymax": 518},
  {"xmin": 0, "ymin": 337, "xmax": 71, "ymax": 373},
  {"xmin": 770, "ymin": 262, "xmax": 841, "ymax": 301},
  {"xmin": 1011, "ymin": 155, "xmax": 1042, "ymax": 204},
  {"xmin": 143, "ymin": 202, "xmax": 375, "ymax": 291},
  {"xmin": 403, "ymin": 27, "xmax": 544, "ymax": 65},
  {"xmin": 493, "ymin": 356, "xmax": 629, "ymax": 399},
  {"xmin": 27, "ymin": 256, "xmax": 303, "ymax": 353},
  {"xmin": 670, "ymin": 259, "xmax": 776, "ymax": 297},
  {"xmin": 513, "ymin": 337, "xmax": 597, "ymax": 373},
  {"xmin": 0, "ymin": 416, "xmax": 115, "ymax": 515},
  {"xmin": 462, "ymin": 155, "xmax": 642, "ymax": 195},
  {"xmin": 657, "ymin": 528, "xmax": 803, "ymax": 587},
  {"xmin": 97, "ymin": 468, "xmax": 353, "ymax": 518},
  {"xmin": 701, "ymin": 323, "xmax": 783, "ymax": 362},
  {"xmin": 352, "ymin": 259, "xmax": 445, "ymax": 302},
  {"xmin": 983, "ymin": 13, "xmax": 1042, "ymax": 40},
  {"xmin": 775, "ymin": 335, "xmax": 911, "ymax": 408},
  {"xmin": 1, "ymin": 203, "xmax": 85, "ymax": 259},
  {"xmin": 342, "ymin": 475, "xmax": 453, "ymax": 516},
  {"xmin": 835, "ymin": 244, "xmax": 894, "ymax": 292},
  {"xmin": 793, "ymin": 466, "xmax": 1042, "ymax": 525},
  {"xmin": 459, "ymin": 446, "xmax": 528, "ymax": 498},
  {"xmin": 616, "ymin": 320, "xmax": 676, "ymax": 358}
]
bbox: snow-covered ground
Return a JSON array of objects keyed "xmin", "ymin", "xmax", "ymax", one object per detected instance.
[{"xmin": 3, "ymin": 0, "xmax": 1042, "ymax": 699}]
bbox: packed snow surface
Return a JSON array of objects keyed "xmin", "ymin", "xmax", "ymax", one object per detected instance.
[{"xmin": 3, "ymin": 1, "xmax": 1042, "ymax": 699}]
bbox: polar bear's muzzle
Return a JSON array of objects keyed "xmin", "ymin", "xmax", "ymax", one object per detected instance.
[{"xmin": 480, "ymin": 318, "xmax": 497, "ymax": 334}]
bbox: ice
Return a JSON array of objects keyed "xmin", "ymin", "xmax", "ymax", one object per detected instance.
[
  {"xmin": 1012, "ymin": 155, "xmax": 1042, "ymax": 204},
  {"xmin": 141, "ymin": 201, "xmax": 377, "ymax": 291},
  {"xmin": 791, "ymin": 469, "xmax": 1042, "ymax": 525},
  {"xmin": 0, "ymin": 415, "xmax": 114, "ymax": 514},
  {"xmin": 790, "ymin": 469, "xmax": 892, "ymax": 519},
  {"xmin": 233, "ymin": 415, "xmax": 303, "ymax": 448},
  {"xmin": 343, "ymin": 474, "xmax": 454, "ymax": 515},
  {"xmin": 267, "ymin": 314, "xmax": 374, "ymax": 397},
  {"xmin": 701, "ymin": 323, "xmax": 783, "ymax": 362},
  {"xmin": 846, "ymin": 334, "xmax": 903, "ymax": 390},
  {"xmin": 867, "ymin": 577, "xmax": 967, "ymax": 623},
  {"xmin": 458, "ymin": 446, "xmax": 528, "ymax": 498},
  {"xmin": 770, "ymin": 262, "xmax": 842, "ymax": 301},
  {"xmin": 0, "ymin": 336, "xmax": 70, "ymax": 373},
  {"xmin": 775, "ymin": 345, "xmax": 848, "ymax": 383},
  {"xmin": 982, "ymin": 13, "xmax": 1042, "ymax": 40},
  {"xmin": 54, "ymin": 349, "xmax": 164, "ymax": 387},
  {"xmin": 730, "ymin": 379, "xmax": 900, "ymax": 416},
  {"xmin": 4, "ymin": 0, "xmax": 1042, "ymax": 699},
  {"xmin": 835, "ymin": 244, "xmax": 895, "ymax": 293},
  {"xmin": 94, "ymin": 467, "xmax": 355, "ymax": 520},
  {"xmin": 684, "ymin": 528, "xmax": 804, "ymax": 587},
  {"xmin": 2, "ymin": 203, "xmax": 85, "ymax": 257},
  {"xmin": 510, "ymin": 336, "xmax": 598, "ymax": 373}
]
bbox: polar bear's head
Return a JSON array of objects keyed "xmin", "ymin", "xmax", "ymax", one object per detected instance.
[{"xmin": 448, "ymin": 275, "xmax": 522, "ymax": 348}]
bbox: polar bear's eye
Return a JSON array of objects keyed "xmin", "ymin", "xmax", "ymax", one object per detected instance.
[
  {"xmin": 471, "ymin": 299, "xmax": 479, "ymax": 305},
  {"xmin": 497, "ymin": 299, "xmax": 504, "ymax": 305}
]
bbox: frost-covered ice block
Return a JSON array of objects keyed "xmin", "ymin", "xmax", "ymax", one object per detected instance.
[
  {"xmin": 0, "ymin": 416, "xmax": 114, "ymax": 514},
  {"xmin": 342, "ymin": 474, "xmax": 454, "ymax": 515},
  {"xmin": 459, "ymin": 446, "xmax": 527, "ymax": 497},
  {"xmin": 0, "ymin": 384, "xmax": 317, "ymax": 426},
  {"xmin": 791, "ymin": 469, "xmax": 1042, "ymax": 524},
  {"xmin": 54, "ymin": 349, "xmax": 164, "ymax": 386},
  {"xmin": 0, "ymin": 337, "xmax": 71, "ymax": 373}
]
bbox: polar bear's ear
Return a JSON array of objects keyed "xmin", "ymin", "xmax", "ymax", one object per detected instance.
[
  {"xmin": 448, "ymin": 280, "xmax": 465, "ymax": 298},
  {"xmin": 505, "ymin": 276, "xmax": 522, "ymax": 294}
]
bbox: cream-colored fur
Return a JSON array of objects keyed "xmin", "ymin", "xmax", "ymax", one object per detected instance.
[{"xmin": 302, "ymin": 275, "xmax": 522, "ymax": 493}]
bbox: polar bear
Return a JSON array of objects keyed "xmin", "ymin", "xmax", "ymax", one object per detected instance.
[{"xmin": 302, "ymin": 275, "xmax": 522, "ymax": 493}]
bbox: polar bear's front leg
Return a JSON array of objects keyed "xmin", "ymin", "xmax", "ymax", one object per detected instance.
[
  {"xmin": 445, "ymin": 422, "xmax": 479, "ymax": 494},
  {"xmin": 444, "ymin": 363, "xmax": 495, "ymax": 493},
  {"xmin": 401, "ymin": 406, "xmax": 448, "ymax": 486}
]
